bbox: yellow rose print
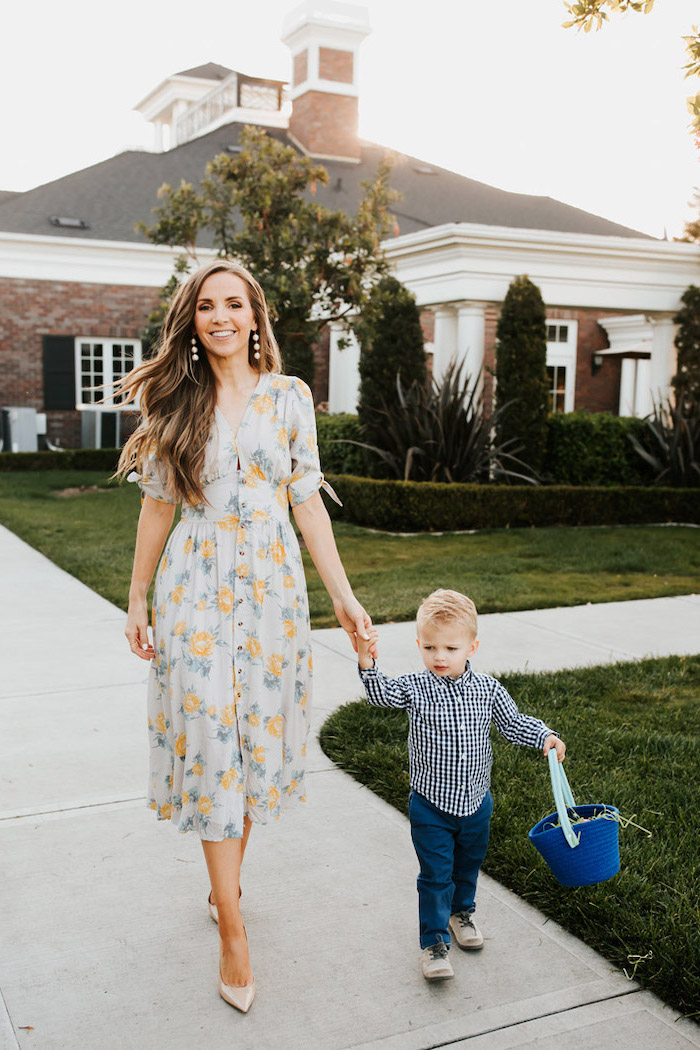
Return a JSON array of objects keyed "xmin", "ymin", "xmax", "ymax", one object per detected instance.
[
  {"xmin": 266, "ymin": 714, "xmax": 283, "ymax": 738},
  {"xmin": 266, "ymin": 654, "xmax": 284, "ymax": 677},
  {"xmin": 251, "ymin": 509, "xmax": 269, "ymax": 522},
  {"xmin": 167, "ymin": 773, "xmax": 173, "ymax": 789},
  {"xmin": 183, "ymin": 537, "xmax": 193, "ymax": 554},
  {"xmin": 175, "ymin": 732, "xmax": 187, "ymax": 757},
  {"xmin": 247, "ymin": 795, "xmax": 258, "ymax": 807},
  {"xmin": 220, "ymin": 705, "xmax": 236, "ymax": 726},
  {"xmin": 173, "ymin": 620, "xmax": 186, "ymax": 636},
  {"xmin": 196, "ymin": 599, "xmax": 207, "ymax": 611},
  {"xmin": 182, "ymin": 792, "xmax": 189, "ymax": 805},
  {"xmin": 287, "ymin": 779, "xmax": 298, "ymax": 794},
  {"xmin": 237, "ymin": 563, "xmax": 249, "ymax": 579},
  {"xmin": 236, "ymin": 526, "xmax": 247, "ymax": 545},
  {"xmin": 221, "ymin": 768, "xmax": 238, "ymax": 790},
  {"xmin": 189, "ymin": 631, "xmax": 215, "ymax": 657},
  {"xmin": 183, "ymin": 692, "xmax": 201, "ymax": 713},
  {"xmin": 268, "ymin": 786, "xmax": 279, "ymax": 811},
  {"xmin": 159, "ymin": 555, "xmax": 168, "ymax": 575},
  {"xmin": 283, "ymin": 620, "xmax": 296, "ymax": 639},
  {"xmin": 200, "ymin": 538, "xmax": 215, "ymax": 559},
  {"xmin": 207, "ymin": 705, "xmax": 217, "ymax": 717},
  {"xmin": 160, "ymin": 803, "xmax": 173, "ymax": 819},
  {"xmin": 253, "ymin": 393, "xmax": 274, "ymax": 415},
  {"xmin": 198, "ymin": 796, "xmax": 213, "ymax": 815},
  {"xmin": 147, "ymin": 717, "xmax": 153, "ymax": 729},
  {"xmin": 270, "ymin": 540, "xmax": 285, "ymax": 565},
  {"xmin": 270, "ymin": 376, "xmax": 291, "ymax": 391},
  {"xmin": 155, "ymin": 712, "xmax": 166, "ymax": 733},
  {"xmin": 253, "ymin": 580, "xmax": 266, "ymax": 604},
  {"xmin": 248, "ymin": 713, "xmax": 260, "ymax": 727},
  {"xmin": 246, "ymin": 636, "xmax": 262, "ymax": 659},
  {"xmin": 283, "ymin": 574, "xmax": 295, "ymax": 588},
  {"xmin": 192, "ymin": 762, "xmax": 204, "ymax": 776},
  {"xmin": 276, "ymin": 482, "xmax": 288, "ymax": 508},
  {"xmin": 277, "ymin": 427, "xmax": 289, "ymax": 447},
  {"xmin": 299, "ymin": 691, "xmax": 307, "ymax": 709},
  {"xmin": 149, "ymin": 800, "xmax": 157, "ymax": 810},
  {"xmin": 257, "ymin": 547, "xmax": 268, "ymax": 560},
  {"xmin": 244, "ymin": 463, "xmax": 266, "ymax": 488},
  {"xmin": 217, "ymin": 515, "xmax": 239, "ymax": 532},
  {"xmin": 217, "ymin": 587, "xmax": 233, "ymax": 613},
  {"xmin": 253, "ymin": 746, "xmax": 265, "ymax": 763},
  {"xmin": 171, "ymin": 585, "xmax": 185, "ymax": 605}
]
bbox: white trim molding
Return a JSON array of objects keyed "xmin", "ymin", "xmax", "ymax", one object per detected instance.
[
  {"xmin": 384, "ymin": 222, "xmax": 700, "ymax": 314},
  {"xmin": 0, "ymin": 232, "xmax": 216, "ymax": 287}
]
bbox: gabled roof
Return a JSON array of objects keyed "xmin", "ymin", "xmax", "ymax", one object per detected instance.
[
  {"xmin": 0, "ymin": 122, "xmax": 651, "ymax": 245},
  {"xmin": 175, "ymin": 62, "xmax": 233, "ymax": 81}
]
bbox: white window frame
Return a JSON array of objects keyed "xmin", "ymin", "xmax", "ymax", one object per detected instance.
[
  {"xmin": 74, "ymin": 337, "xmax": 142, "ymax": 410},
  {"xmin": 545, "ymin": 320, "xmax": 577, "ymax": 413}
]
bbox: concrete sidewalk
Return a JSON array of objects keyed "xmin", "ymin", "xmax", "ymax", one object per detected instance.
[{"xmin": 1, "ymin": 522, "xmax": 699, "ymax": 1050}]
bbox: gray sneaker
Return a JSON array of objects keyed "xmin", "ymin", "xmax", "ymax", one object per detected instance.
[
  {"xmin": 449, "ymin": 912, "xmax": 484, "ymax": 950},
  {"xmin": 421, "ymin": 941, "xmax": 454, "ymax": 980}
]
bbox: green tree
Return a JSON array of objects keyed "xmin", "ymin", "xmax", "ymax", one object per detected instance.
[
  {"xmin": 495, "ymin": 275, "xmax": 550, "ymax": 474},
  {"xmin": 354, "ymin": 276, "xmax": 427, "ymax": 443},
  {"xmin": 672, "ymin": 284, "xmax": 700, "ymax": 415},
  {"xmin": 562, "ymin": 2, "xmax": 700, "ymax": 149},
  {"xmin": 138, "ymin": 126, "xmax": 398, "ymax": 385}
]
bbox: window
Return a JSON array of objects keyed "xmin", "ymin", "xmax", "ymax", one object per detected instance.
[
  {"xmin": 547, "ymin": 366, "xmax": 567, "ymax": 413},
  {"xmin": 75, "ymin": 338, "xmax": 141, "ymax": 408},
  {"xmin": 545, "ymin": 320, "xmax": 577, "ymax": 413}
]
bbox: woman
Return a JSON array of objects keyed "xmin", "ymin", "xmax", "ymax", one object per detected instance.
[{"xmin": 116, "ymin": 260, "xmax": 371, "ymax": 1013}]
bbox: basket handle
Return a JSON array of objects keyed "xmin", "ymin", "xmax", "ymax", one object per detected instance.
[{"xmin": 547, "ymin": 748, "xmax": 579, "ymax": 849}]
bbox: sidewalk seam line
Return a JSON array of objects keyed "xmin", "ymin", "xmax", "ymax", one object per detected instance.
[
  {"xmin": 416, "ymin": 987, "xmax": 642, "ymax": 1049},
  {"xmin": 0, "ymin": 986, "xmax": 20, "ymax": 1050},
  {"xmin": 0, "ymin": 796, "xmax": 146, "ymax": 822}
]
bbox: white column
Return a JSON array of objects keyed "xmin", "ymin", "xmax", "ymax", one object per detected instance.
[
  {"xmin": 432, "ymin": 305, "xmax": 457, "ymax": 384},
  {"xmin": 328, "ymin": 322, "xmax": 360, "ymax": 414},
  {"xmin": 619, "ymin": 357, "xmax": 637, "ymax": 416},
  {"xmin": 634, "ymin": 358, "xmax": 652, "ymax": 417},
  {"xmin": 456, "ymin": 301, "xmax": 486, "ymax": 399},
  {"xmin": 648, "ymin": 317, "xmax": 677, "ymax": 408},
  {"xmin": 153, "ymin": 119, "xmax": 164, "ymax": 152}
]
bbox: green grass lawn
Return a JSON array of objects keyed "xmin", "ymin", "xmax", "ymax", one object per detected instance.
[
  {"xmin": 0, "ymin": 470, "xmax": 698, "ymax": 622},
  {"xmin": 319, "ymin": 655, "xmax": 700, "ymax": 1017}
]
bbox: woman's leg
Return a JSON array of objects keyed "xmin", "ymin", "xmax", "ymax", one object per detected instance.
[
  {"xmin": 210, "ymin": 816, "xmax": 252, "ymax": 906},
  {"xmin": 201, "ymin": 823, "xmax": 254, "ymax": 986}
]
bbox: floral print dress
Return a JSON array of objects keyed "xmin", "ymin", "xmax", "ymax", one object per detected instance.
[{"xmin": 130, "ymin": 374, "xmax": 336, "ymax": 841}]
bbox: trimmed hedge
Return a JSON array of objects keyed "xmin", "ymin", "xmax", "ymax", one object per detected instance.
[
  {"xmin": 0, "ymin": 448, "xmax": 121, "ymax": 472},
  {"xmin": 544, "ymin": 412, "xmax": 653, "ymax": 486},
  {"xmin": 324, "ymin": 474, "xmax": 700, "ymax": 532},
  {"xmin": 315, "ymin": 413, "xmax": 370, "ymax": 476}
]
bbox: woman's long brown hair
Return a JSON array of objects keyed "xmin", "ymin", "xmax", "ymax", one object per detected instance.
[{"xmin": 114, "ymin": 260, "xmax": 282, "ymax": 505}]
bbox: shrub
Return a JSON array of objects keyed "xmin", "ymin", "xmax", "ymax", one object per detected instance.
[
  {"xmin": 324, "ymin": 474, "xmax": 700, "ymax": 532},
  {"xmin": 545, "ymin": 413, "xmax": 652, "ymax": 486},
  {"xmin": 672, "ymin": 284, "xmax": 700, "ymax": 416},
  {"xmin": 355, "ymin": 275, "xmax": 427, "ymax": 445},
  {"xmin": 316, "ymin": 413, "xmax": 371, "ymax": 476},
  {"xmin": 0, "ymin": 449, "xmax": 122, "ymax": 472},
  {"xmin": 495, "ymin": 275, "xmax": 550, "ymax": 474},
  {"xmin": 354, "ymin": 361, "xmax": 536, "ymax": 483}
]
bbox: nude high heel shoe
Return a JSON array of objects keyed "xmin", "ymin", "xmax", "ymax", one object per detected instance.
[
  {"xmin": 219, "ymin": 973, "xmax": 255, "ymax": 1013},
  {"xmin": 218, "ymin": 925, "xmax": 255, "ymax": 1013}
]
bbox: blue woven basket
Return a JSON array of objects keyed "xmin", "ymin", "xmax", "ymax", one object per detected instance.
[{"xmin": 528, "ymin": 751, "xmax": 620, "ymax": 888}]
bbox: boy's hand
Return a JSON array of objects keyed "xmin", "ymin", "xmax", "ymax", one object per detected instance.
[
  {"xmin": 357, "ymin": 626, "xmax": 379, "ymax": 670},
  {"xmin": 543, "ymin": 735, "xmax": 566, "ymax": 762}
]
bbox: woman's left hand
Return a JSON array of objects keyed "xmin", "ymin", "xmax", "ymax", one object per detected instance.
[{"xmin": 333, "ymin": 597, "xmax": 372, "ymax": 653}]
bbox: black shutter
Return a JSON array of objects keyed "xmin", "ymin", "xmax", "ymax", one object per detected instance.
[{"xmin": 42, "ymin": 336, "xmax": 76, "ymax": 410}]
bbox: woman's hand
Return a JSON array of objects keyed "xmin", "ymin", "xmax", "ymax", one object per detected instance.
[
  {"xmin": 333, "ymin": 596, "xmax": 372, "ymax": 653},
  {"xmin": 543, "ymin": 735, "xmax": 566, "ymax": 762},
  {"xmin": 125, "ymin": 598, "xmax": 155, "ymax": 661}
]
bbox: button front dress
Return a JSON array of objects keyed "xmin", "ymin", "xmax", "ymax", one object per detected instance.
[{"xmin": 130, "ymin": 373, "xmax": 333, "ymax": 841}]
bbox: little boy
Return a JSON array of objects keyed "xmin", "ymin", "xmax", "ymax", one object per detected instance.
[{"xmin": 357, "ymin": 589, "xmax": 565, "ymax": 981}]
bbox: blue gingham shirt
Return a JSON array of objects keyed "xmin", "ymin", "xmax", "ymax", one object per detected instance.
[{"xmin": 359, "ymin": 661, "xmax": 554, "ymax": 817}]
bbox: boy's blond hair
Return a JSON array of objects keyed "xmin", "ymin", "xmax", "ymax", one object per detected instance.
[{"xmin": 416, "ymin": 589, "xmax": 478, "ymax": 638}]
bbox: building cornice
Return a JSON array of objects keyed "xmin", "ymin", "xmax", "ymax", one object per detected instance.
[
  {"xmin": 384, "ymin": 222, "xmax": 700, "ymax": 313},
  {"xmin": 0, "ymin": 232, "xmax": 216, "ymax": 287}
]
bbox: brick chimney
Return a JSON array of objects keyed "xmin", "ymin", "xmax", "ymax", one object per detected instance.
[{"xmin": 282, "ymin": 1, "xmax": 370, "ymax": 162}]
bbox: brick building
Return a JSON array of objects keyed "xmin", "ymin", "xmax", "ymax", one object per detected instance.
[{"xmin": 1, "ymin": 0, "xmax": 698, "ymax": 448}]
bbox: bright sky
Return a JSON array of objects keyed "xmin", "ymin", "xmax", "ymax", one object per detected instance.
[{"xmin": 4, "ymin": 0, "xmax": 699, "ymax": 239}]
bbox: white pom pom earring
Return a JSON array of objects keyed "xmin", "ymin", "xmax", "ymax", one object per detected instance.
[
  {"xmin": 252, "ymin": 331, "xmax": 261, "ymax": 361},
  {"xmin": 191, "ymin": 334, "xmax": 199, "ymax": 362}
]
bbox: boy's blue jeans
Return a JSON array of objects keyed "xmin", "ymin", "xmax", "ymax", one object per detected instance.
[{"xmin": 409, "ymin": 789, "xmax": 493, "ymax": 950}]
